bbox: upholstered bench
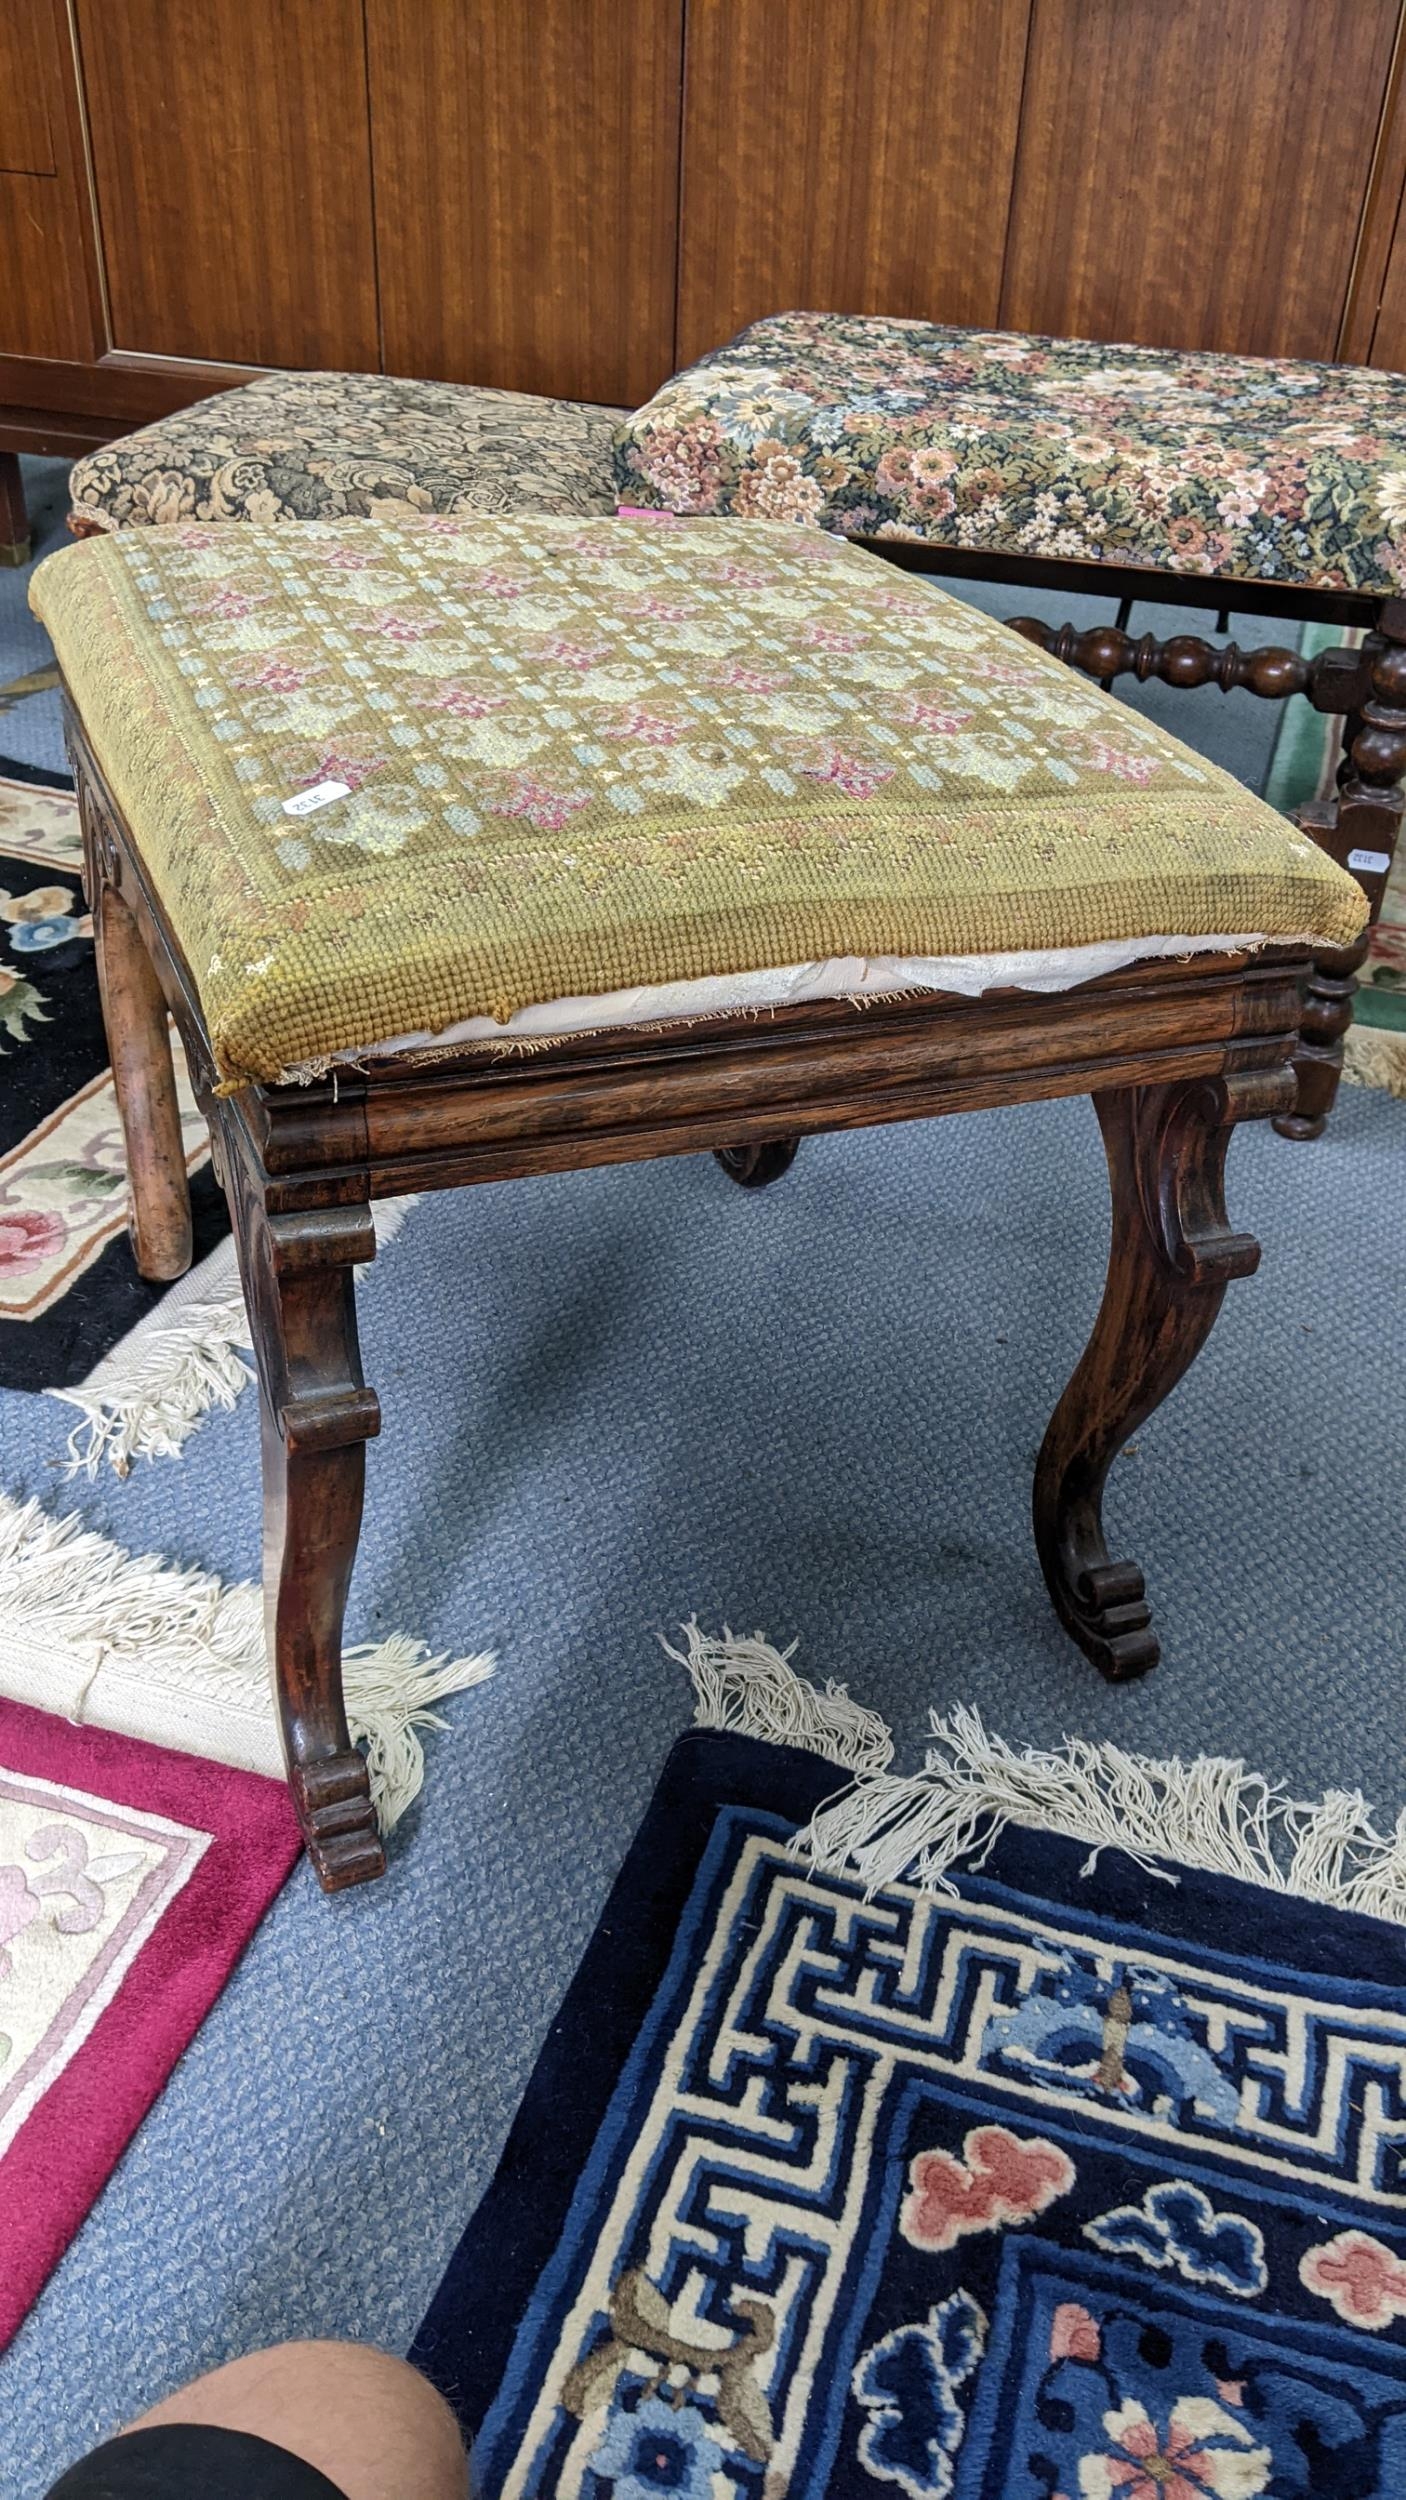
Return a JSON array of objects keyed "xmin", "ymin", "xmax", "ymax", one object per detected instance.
[
  {"xmin": 616, "ymin": 314, "xmax": 1406, "ymax": 1136},
  {"xmin": 68, "ymin": 368, "xmax": 624, "ymax": 534},
  {"xmin": 32, "ymin": 513, "xmax": 1364, "ymax": 1889}
]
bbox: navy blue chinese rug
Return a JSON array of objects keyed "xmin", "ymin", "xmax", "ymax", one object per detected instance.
[{"xmin": 414, "ymin": 1726, "xmax": 1406, "ymax": 2500}]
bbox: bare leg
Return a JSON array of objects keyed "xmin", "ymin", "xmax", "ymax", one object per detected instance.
[
  {"xmin": 112, "ymin": 2341, "xmax": 468, "ymax": 2500},
  {"xmin": 1033, "ymin": 1069, "xmax": 1293, "ymax": 1681}
]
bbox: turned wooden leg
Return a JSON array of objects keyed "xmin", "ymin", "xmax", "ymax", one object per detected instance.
[
  {"xmin": 233, "ymin": 1182, "xmax": 385, "ymax": 1889},
  {"xmin": 714, "ymin": 1138, "xmax": 801, "ymax": 1188},
  {"xmin": 88, "ymin": 841, "xmax": 193, "ymax": 1281},
  {"xmin": 1277, "ymin": 607, "xmax": 1406, "ymax": 1139},
  {"xmin": 0, "ymin": 452, "xmax": 29, "ymax": 566},
  {"xmin": 1034, "ymin": 1068, "xmax": 1295, "ymax": 1682}
]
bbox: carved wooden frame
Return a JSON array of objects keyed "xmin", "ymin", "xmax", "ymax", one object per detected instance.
[
  {"xmin": 862, "ymin": 541, "xmax": 1406, "ymax": 1141},
  {"xmin": 72, "ymin": 702, "xmax": 1310, "ymax": 1893}
]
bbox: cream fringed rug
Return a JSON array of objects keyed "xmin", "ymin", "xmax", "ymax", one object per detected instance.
[{"xmin": 0, "ymin": 1491, "xmax": 493, "ymax": 1831}]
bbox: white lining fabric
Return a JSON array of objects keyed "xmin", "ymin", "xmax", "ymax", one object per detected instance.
[{"xmin": 348, "ymin": 930, "xmax": 1266, "ymax": 1062}]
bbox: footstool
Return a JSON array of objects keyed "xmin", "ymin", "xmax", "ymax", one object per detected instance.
[
  {"xmin": 67, "ymin": 367, "xmax": 623, "ymax": 534},
  {"xmin": 616, "ymin": 314, "xmax": 1406, "ymax": 1136},
  {"xmin": 31, "ymin": 513, "xmax": 1365, "ymax": 1890}
]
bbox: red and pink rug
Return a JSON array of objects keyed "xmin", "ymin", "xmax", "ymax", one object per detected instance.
[{"xmin": 0, "ymin": 1692, "xmax": 300, "ymax": 2349}]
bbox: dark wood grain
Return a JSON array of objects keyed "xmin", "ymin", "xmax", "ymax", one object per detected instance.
[
  {"xmin": 1001, "ymin": 0, "xmax": 1401, "ymax": 358},
  {"xmin": 1033, "ymin": 1069, "xmax": 1293, "ymax": 1682},
  {"xmin": 677, "ymin": 0, "xmax": 1031, "ymax": 366},
  {"xmin": 1339, "ymin": 3, "xmax": 1406, "ymax": 363},
  {"xmin": 0, "ymin": 0, "xmax": 103, "ymax": 363},
  {"xmin": 367, "ymin": 0, "xmax": 683, "ymax": 407},
  {"xmin": 0, "ymin": 0, "xmax": 58, "ymax": 173},
  {"xmin": 74, "ymin": 0, "xmax": 379, "ymax": 369}
]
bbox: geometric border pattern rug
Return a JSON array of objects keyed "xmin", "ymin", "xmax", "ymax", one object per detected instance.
[
  {"xmin": 0, "ymin": 766, "xmax": 229, "ymax": 1391},
  {"xmin": 414, "ymin": 1722, "xmax": 1406, "ymax": 2499},
  {"xmin": 0, "ymin": 1691, "xmax": 300, "ymax": 2353}
]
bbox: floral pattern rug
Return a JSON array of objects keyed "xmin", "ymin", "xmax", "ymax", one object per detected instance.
[
  {"xmin": 414, "ymin": 1728, "xmax": 1406, "ymax": 2499},
  {"xmin": 0, "ymin": 767, "xmax": 228, "ymax": 1392}
]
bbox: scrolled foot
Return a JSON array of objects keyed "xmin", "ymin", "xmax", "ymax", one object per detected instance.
[
  {"xmin": 1033, "ymin": 1073, "xmax": 1287, "ymax": 1683},
  {"xmin": 1045, "ymin": 1554, "xmax": 1159, "ymax": 1685},
  {"xmin": 714, "ymin": 1138, "xmax": 801, "ymax": 1188},
  {"xmin": 294, "ymin": 1753, "xmax": 386, "ymax": 1892}
]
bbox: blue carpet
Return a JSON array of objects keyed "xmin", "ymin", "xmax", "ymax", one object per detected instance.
[
  {"xmin": 0, "ymin": 458, "xmax": 71, "ymax": 782},
  {"xmin": 0, "ymin": 1064, "xmax": 1402, "ymax": 2491},
  {"xmin": 0, "ymin": 492, "xmax": 1391, "ymax": 2488}
]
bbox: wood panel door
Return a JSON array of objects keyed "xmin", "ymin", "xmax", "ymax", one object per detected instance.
[
  {"xmin": 1001, "ymin": 0, "xmax": 1402, "ymax": 360},
  {"xmin": 367, "ymin": 0, "xmax": 683, "ymax": 409},
  {"xmin": 74, "ymin": 0, "xmax": 379, "ymax": 370},
  {"xmin": 0, "ymin": 0, "xmax": 103, "ymax": 361},
  {"xmin": 677, "ymin": 0, "xmax": 1032, "ymax": 367}
]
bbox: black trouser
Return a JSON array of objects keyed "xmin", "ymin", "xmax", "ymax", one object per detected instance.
[{"xmin": 45, "ymin": 2425, "xmax": 348, "ymax": 2499}]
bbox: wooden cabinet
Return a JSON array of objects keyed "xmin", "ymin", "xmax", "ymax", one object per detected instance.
[
  {"xmin": 76, "ymin": 0, "xmax": 379, "ymax": 370},
  {"xmin": 5, "ymin": 0, "xmax": 1406, "ymax": 465},
  {"xmin": 1001, "ymin": 0, "xmax": 1402, "ymax": 361},
  {"xmin": 367, "ymin": 0, "xmax": 682, "ymax": 406},
  {"xmin": 0, "ymin": 0, "xmax": 102, "ymax": 364},
  {"xmin": 676, "ymin": 0, "xmax": 1031, "ymax": 363}
]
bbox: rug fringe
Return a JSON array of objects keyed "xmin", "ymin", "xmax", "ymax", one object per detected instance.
[
  {"xmin": 52, "ymin": 1195, "xmax": 418, "ymax": 1477},
  {"xmin": 801, "ymin": 1701, "xmax": 1406, "ymax": 1922},
  {"xmin": 1343, "ymin": 1020, "xmax": 1406, "ymax": 1100},
  {"xmin": 664, "ymin": 1620, "xmax": 894, "ymax": 1774},
  {"xmin": 0, "ymin": 1489, "xmax": 491, "ymax": 1833}
]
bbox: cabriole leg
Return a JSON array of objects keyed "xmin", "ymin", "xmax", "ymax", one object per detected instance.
[
  {"xmin": 1033, "ymin": 1069, "xmax": 1294, "ymax": 1682},
  {"xmin": 232, "ymin": 1185, "xmax": 386, "ymax": 1890}
]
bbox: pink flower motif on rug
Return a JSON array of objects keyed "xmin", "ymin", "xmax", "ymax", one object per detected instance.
[
  {"xmin": 1050, "ymin": 2301, "xmax": 1102, "ymax": 2362},
  {"xmin": 0, "ymin": 1208, "xmax": 66, "ymax": 1278},
  {"xmin": 1300, "ymin": 2229, "xmax": 1406, "ymax": 2329},
  {"xmin": 0, "ymin": 1695, "xmax": 299, "ymax": 2352},
  {"xmin": 902, "ymin": 2123, "xmax": 1076, "ymax": 2251}
]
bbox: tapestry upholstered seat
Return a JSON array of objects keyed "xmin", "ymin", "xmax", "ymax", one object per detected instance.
[
  {"xmin": 30, "ymin": 513, "xmax": 1360, "ymax": 1089},
  {"xmin": 68, "ymin": 369, "xmax": 624, "ymax": 535},
  {"xmin": 32, "ymin": 513, "xmax": 1365, "ymax": 1889},
  {"xmin": 612, "ymin": 314, "xmax": 1406, "ymax": 596}
]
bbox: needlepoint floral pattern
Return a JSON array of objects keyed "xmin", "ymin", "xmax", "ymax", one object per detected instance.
[
  {"xmin": 614, "ymin": 312, "xmax": 1406, "ymax": 593},
  {"xmin": 68, "ymin": 368, "xmax": 623, "ymax": 533},
  {"xmin": 31, "ymin": 513, "xmax": 1362, "ymax": 1089}
]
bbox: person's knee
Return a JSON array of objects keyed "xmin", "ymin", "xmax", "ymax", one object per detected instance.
[{"xmin": 131, "ymin": 2339, "xmax": 467, "ymax": 2500}]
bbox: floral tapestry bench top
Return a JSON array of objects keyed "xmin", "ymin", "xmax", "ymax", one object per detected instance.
[
  {"xmin": 31, "ymin": 514, "xmax": 1363, "ymax": 1091},
  {"xmin": 612, "ymin": 314, "xmax": 1406, "ymax": 595}
]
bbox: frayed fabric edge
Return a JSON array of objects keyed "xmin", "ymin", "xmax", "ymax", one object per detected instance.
[
  {"xmin": 666, "ymin": 1628, "xmax": 1406, "ymax": 1927},
  {"xmin": 664, "ymin": 1619, "xmax": 894, "ymax": 1776},
  {"xmin": 0, "ymin": 1488, "xmax": 492, "ymax": 1834},
  {"xmin": 804, "ymin": 1701, "xmax": 1406, "ymax": 1927}
]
